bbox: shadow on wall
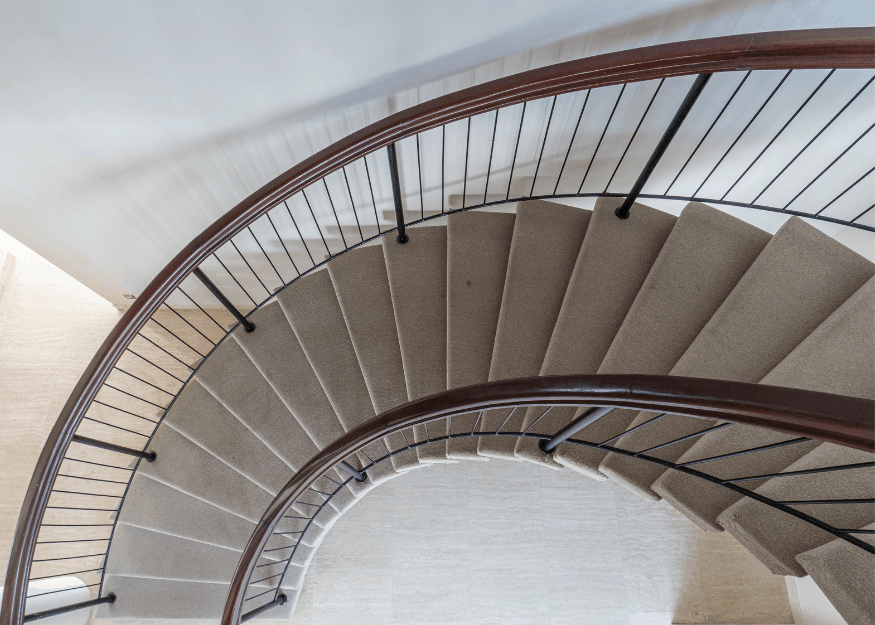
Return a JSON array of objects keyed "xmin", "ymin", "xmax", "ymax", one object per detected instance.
[{"xmin": 3, "ymin": 0, "xmax": 802, "ymax": 305}]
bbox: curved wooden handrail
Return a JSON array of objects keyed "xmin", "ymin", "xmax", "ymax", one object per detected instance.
[
  {"xmin": 221, "ymin": 374, "xmax": 875, "ymax": 625},
  {"xmin": 3, "ymin": 28, "xmax": 873, "ymax": 624}
]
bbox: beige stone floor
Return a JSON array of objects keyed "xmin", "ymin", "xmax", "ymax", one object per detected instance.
[{"xmin": 280, "ymin": 459, "xmax": 794, "ymax": 625}]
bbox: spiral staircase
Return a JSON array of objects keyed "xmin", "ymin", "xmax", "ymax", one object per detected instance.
[{"xmin": 3, "ymin": 28, "xmax": 874, "ymax": 625}]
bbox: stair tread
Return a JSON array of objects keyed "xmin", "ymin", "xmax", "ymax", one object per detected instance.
[
  {"xmin": 140, "ymin": 425, "xmax": 274, "ymax": 522},
  {"xmin": 383, "ymin": 226, "xmax": 450, "ymax": 462},
  {"xmin": 514, "ymin": 197, "xmax": 678, "ymax": 470},
  {"xmin": 105, "ymin": 523, "xmax": 285, "ymax": 584},
  {"xmin": 718, "ymin": 442, "xmax": 874, "ymax": 577},
  {"xmin": 547, "ymin": 201, "xmax": 768, "ymax": 476},
  {"xmin": 327, "ymin": 244, "xmax": 420, "ymax": 471},
  {"xmin": 477, "ymin": 200, "xmax": 591, "ymax": 460},
  {"xmin": 97, "ymin": 575, "xmax": 297, "ymax": 620},
  {"xmin": 599, "ymin": 216, "xmax": 875, "ymax": 500},
  {"xmin": 446, "ymin": 210, "xmax": 516, "ymax": 460},
  {"xmin": 163, "ymin": 379, "xmax": 293, "ymax": 495},
  {"xmin": 654, "ymin": 276, "xmax": 875, "ymax": 531},
  {"xmin": 795, "ymin": 523, "xmax": 874, "ymax": 625},
  {"xmin": 195, "ymin": 337, "xmax": 321, "ymax": 473},
  {"xmin": 277, "ymin": 269, "xmax": 398, "ymax": 483},
  {"xmin": 117, "ymin": 474, "xmax": 294, "ymax": 554}
]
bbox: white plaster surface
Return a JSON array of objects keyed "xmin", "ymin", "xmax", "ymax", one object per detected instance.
[{"xmin": 286, "ymin": 460, "xmax": 794, "ymax": 625}]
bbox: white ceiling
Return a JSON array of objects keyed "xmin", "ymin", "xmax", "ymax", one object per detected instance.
[{"xmin": 0, "ymin": 0, "xmax": 871, "ymax": 304}]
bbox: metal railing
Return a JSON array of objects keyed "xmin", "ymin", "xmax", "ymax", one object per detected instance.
[
  {"xmin": 3, "ymin": 28, "xmax": 873, "ymax": 625},
  {"xmin": 222, "ymin": 374, "xmax": 874, "ymax": 625}
]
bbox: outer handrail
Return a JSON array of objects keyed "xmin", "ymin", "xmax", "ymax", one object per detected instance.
[
  {"xmin": 3, "ymin": 27, "xmax": 873, "ymax": 625},
  {"xmin": 221, "ymin": 374, "xmax": 875, "ymax": 625}
]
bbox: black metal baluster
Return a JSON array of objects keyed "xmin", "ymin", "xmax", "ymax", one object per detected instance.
[
  {"xmin": 554, "ymin": 90, "xmax": 589, "ymax": 195},
  {"xmin": 283, "ymin": 199, "xmax": 316, "ymax": 266},
  {"xmin": 693, "ymin": 70, "xmax": 791, "ymax": 198},
  {"xmin": 506, "ymin": 102, "xmax": 527, "ymax": 201},
  {"xmin": 415, "ymin": 135, "xmax": 424, "ymax": 219},
  {"xmin": 753, "ymin": 75, "xmax": 874, "ymax": 204},
  {"xmin": 193, "ymin": 267, "xmax": 256, "ymax": 332},
  {"xmin": 616, "ymin": 73, "xmax": 711, "ymax": 218},
  {"xmin": 342, "ymin": 167, "xmax": 364, "ymax": 241},
  {"xmin": 265, "ymin": 212, "xmax": 300, "ymax": 277},
  {"xmin": 604, "ymin": 78, "xmax": 665, "ymax": 194},
  {"xmin": 578, "ymin": 84, "xmax": 626, "ymax": 194},
  {"xmin": 322, "ymin": 179, "xmax": 347, "ymax": 248},
  {"xmin": 178, "ymin": 287, "xmax": 227, "ymax": 333},
  {"xmin": 230, "ymin": 240, "xmax": 270, "ymax": 297},
  {"xmin": 462, "ymin": 117, "xmax": 471, "ymax": 208},
  {"xmin": 815, "ymin": 167, "xmax": 874, "ymax": 216},
  {"xmin": 530, "ymin": 95, "xmax": 557, "ymax": 197},
  {"xmin": 301, "ymin": 189, "xmax": 332, "ymax": 257},
  {"xmin": 441, "ymin": 125, "xmax": 446, "ymax": 214},
  {"xmin": 484, "ymin": 109, "xmax": 499, "ymax": 203},
  {"xmin": 363, "ymin": 155, "xmax": 382, "ymax": 234},
  {"xmin": 24, "ymin": 594, "xmax": 115, "ymax": 622},
  {"xmin": 241, "ymin": 594, "xmax": 288, "ymax": 622},
  {"xmin": 248, "ymin": 226, "xmax": 284, "ymax": 285},
  {"xmin": 722, "ymin": 70, "xmax": 835, "ymax": 201},
  {"xmin": 337, "ymin": 460, "xmax": 367, "ymax": 483},
  {"xmin": 72, "ymin": 436, "xmax": 156, "ymax": 462},
  {"xmin": 212, "ymin": 253, "xmax": 258, "ymax": 307},
  {"xmin": 665, "ymin": 71, "xmax": 750, "ymax": 195},
  {"xmin": 386, "ymin": 143, "xmax": 408, "ymax": 243},
  {"xmin": 539, "ymin": 406, "xmax": 614, "ymax": 453}
]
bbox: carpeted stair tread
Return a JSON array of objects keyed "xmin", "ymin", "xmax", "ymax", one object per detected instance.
[
  {"xmin": 795, "ymin": 524, "xmax": 874, "ymax": 625},
  {"xmin": 598, "ymin": 216, "xmax": 875, "ymax": 501},
  {"xmin": 327, "ymin": 244, "xmax": 420, "ymax": 471},
  {"xmin": 277, "ymin": 269, "xmax": 397, "ymax": 483},
  {"xmin": 514, "ymin": 198, "xmax": 678, "ymax": 469},
  {"xmin": 97, "ymin": 575, "xmax": 296, "ymax": 620},
  {"xmin": 163, "ymin": 379, "xmax": 292, "ymax": 495},
  {"xmin": 383, "ymin": 226, "xmax": 450, "ymax": 462},
  {"xmin": 118, "ymin": 474, "xmax": 294, "ymax": 554},
  {"xmin": 140, "ymin": 425, "xmax": 274, "ymax": 522},
  {"xmin": 653, "ymin": 277, "xmax": 875, "ymax": 531},
  {"xmin": 446, "ymin": 210, "xmax": 516, "ymax": 460},
  {"xmin": 717, "ymin": 442, "xmax": 874, "ymax": 577},
  {"xmin": 547, "ymin": 202, "xmax": 767, "ymax": 476},
  {"xmin": 477, "ymin": 200, "xmax": 591, "ymax": 459},
  {"xmin": 234, "ymin": 301, "xmax": 346, "ymax": 450},
  {"xmin": 195, "ymin": 337, "xmax": 321, "ymax": 473},
  {"xmin": 105, "ymin": 523, "xmax": 285, "ymax": 584}
]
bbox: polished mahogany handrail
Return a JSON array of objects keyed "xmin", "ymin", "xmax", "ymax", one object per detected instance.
[
  {"xmin": 221, "ymin": 374, "xmax": 875, "ymax": 625},
  {"xmin": 3, "ymin": 28, "xmax": 873, "ymax": 624}
]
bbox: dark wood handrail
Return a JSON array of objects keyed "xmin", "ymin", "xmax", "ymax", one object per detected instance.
[
  {"xmin": 3, "ymin": 28, "xmax": 873, "ymax": 625},
  {"xmin": 221, "ymin": 374, "xmax": 875, "ymax": 625}
]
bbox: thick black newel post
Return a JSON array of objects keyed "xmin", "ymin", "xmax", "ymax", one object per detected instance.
[
  {"xmin": 539, "ymin": 406, "xmax": 614, "ymax": 454},
  {"xmin": 337, "ymin": 460, "xmax": 368, "ymax": 483},
  {"xmin": 72, "ymin": 435, "xmax": 156, "ymax": 462},
  {"xmin": 193, "ymin": 268, "xmax": 256, "ymax": 332},
  {"xmin": 241, "ymin": 594, "xmax": 287, "ymax": 623},
  {"xmin": 24, "ymin": 594, "xmax": 116, "ymax": 622},
  {"xmin": 616, "ymin": 72, "xmax": 713, "ymax": 219},
  {"xmin": 386, "ymin": 143, "xmax": 408, "ymax": 244}
]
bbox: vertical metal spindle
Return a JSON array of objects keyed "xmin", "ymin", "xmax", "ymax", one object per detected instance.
[
  {"xmin": 72, "ymin": 435, "xmax": 156, "ymax": 461},
  {"xmin": 241, "ymin": 594, "xmax": 287, "ymax": 623},
  {"xmin": 386, "ymin": 143, "xmax": 408, "ymax": 244},
  {"xmin": 539, "ymin": 407, "xmax": 614, "ymax": 453},
  {"xmin": 193, "ymin": 268, "xmax": 256, "ymax": 333},
  {"xmin": 616, "ymin": 73, "xmax": 712, "ymax": 219}
]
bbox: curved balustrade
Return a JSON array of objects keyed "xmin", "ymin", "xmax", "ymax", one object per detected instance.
[
  {"xmin": 3, "ymin": 28, "xmax": 874, "ymax": 625},
  {"xmin": 222, "ymin": 374, "xmax": 874, "ymax": 625}
]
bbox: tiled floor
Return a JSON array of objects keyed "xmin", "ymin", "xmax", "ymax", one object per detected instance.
[{"xmin": 287, "ymin": 460, "xmax": 793, "ymax": 625}]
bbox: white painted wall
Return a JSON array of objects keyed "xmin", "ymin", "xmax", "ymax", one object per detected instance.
[
  {"xmin": 786, "ymin": 576, "xmax": 849, "ymax": 625},
  {"xmin": 0, "ymin": 0, "xmax": 872, "ymax": 303}
]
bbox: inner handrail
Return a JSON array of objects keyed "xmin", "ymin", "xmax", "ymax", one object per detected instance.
[{"xmin": 221, "ymin": 374, "xmax": 875, "ymax": 625}]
